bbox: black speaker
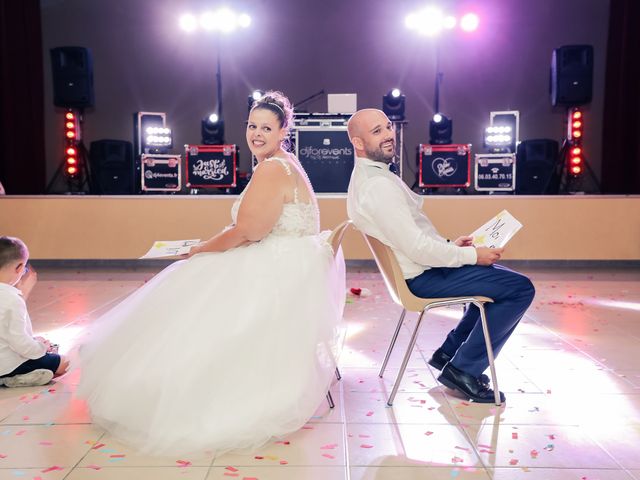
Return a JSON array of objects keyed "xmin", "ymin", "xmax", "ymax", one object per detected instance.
[
  {"xmin": 90, "ymin": 140, "xmax": 134, "ymax": 194},
  {"xmin": 516, "ymin": 139, "xmax": 559, "ymax": 194},
  {"xmin": 550, "ymin": 45, "xmax": 593, "ymax": 106},
  {"xmin": 50, "ymin": 47, "xmax": 95, "ymax": 108}
]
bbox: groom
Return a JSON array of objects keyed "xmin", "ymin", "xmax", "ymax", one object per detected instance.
[{"xmin": 346, "ymin": 109, "xmax": 535, "ymax": 403}]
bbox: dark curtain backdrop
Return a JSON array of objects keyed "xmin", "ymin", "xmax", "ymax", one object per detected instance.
[
  {"xmin": 0, "ymin": 0, "xmax": 46, "ymax": 194},
  {"xmin": 601, "ymin": 0, "xmax": 640, "ymax": 193}
]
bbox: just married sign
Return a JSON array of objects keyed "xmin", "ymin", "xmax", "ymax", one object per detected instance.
[{"xmin": 470, "ymin": 210, "xmax": 522, "ymax": 248}]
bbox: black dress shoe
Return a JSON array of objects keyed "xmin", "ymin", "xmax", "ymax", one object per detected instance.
[
  {"xmin": 437, "ymin": 363, "xmax": 505, "ymax": 404},
  {"xmin": 428, "ymin": 348, "xmax": 491, "ymax": 387}
]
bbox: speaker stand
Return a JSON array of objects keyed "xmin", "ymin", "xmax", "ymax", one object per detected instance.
[{"xmin": 45, "ymin": 140, "xmax": 92, "ymax": 194}]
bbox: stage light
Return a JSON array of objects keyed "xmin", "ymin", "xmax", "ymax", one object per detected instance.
[
  {"xmin": 179, "ymin": 13, "xmax": 197, "ymax": 32},
  {"xmin": 183, "ymin": 8, "xmax": 251, "ymax": 34},
  {"xmin": 566, "ymin": 107, "xmax": 584, "ymax": 177},
  {"xmin": 406, "ymin": 7, "xmax": 444, "ymax": 36},
  {"xmin": 202, "ymin": 115, "xmax": 225, "ymax": 145},
  {"xmin": 66, "ymin": 147, "xmax": 76, "ymax": 156},
  {"xmin": 65, "ymin": 112, "xmax": 75, "ymax": 120},
  {"xmin": 66, "ymin": 165, "xmax": 77, "ymax": 176},
  {"xmin": 66, "ymin": 131, "xmax": 75, "ymax": 139},
  {"xmin": 238, "ymin": 14, "xmax": 251, "ymax": 28},
  {"xmin": 429, "ymin": 113, "xmax": 452, "ymax": 145},
  {"xmin": 382, "ymin": 89, "xmax": 406, "ymax": 121},
  {"xmin": 144, "ymin": 126, "xmax": 173, "ymax": 150},
  {"xmin": 460, "ymin": 13, "xmax": 479, "ymax": 32},
  {"xmin": 247, "ymin": 90, "xmax": 265, "ymax": 114},
  {"xmin": 484, "ymin": 125, "xmax": 513, "ymax": 151}
]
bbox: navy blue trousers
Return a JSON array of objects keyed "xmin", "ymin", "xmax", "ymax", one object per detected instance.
[{"xmin": 406, "ymin": 264, "xmax": 535, "ymax": 377}]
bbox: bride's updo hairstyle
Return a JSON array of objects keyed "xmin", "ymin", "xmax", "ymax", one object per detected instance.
[{"xmin": 250, "ymin": 91, "xmax": 294, "ymax": 132}]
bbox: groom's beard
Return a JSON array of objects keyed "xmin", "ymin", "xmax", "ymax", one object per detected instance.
[{"xmin": 365, "ymin": 144, "xmax": 396, "ymax": 164}]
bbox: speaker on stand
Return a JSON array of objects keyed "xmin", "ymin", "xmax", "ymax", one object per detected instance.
[{"xmin": 46, "ymin": 47, "xmax": 95, "ymax": 193}]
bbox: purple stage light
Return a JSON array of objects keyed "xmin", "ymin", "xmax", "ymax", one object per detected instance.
[
  {"xmin": 460, "ymin": 13, "xmax": 479, "ymax": 32},
  {"xmin": 179, "ymin": 14, "xmax": 197, "ymax": 32}
]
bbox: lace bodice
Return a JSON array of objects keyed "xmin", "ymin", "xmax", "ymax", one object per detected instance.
[{"xmin": 230, "ymin": 157, "xmax": 320, "ymax": 237}]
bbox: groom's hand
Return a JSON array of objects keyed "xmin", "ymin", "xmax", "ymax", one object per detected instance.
[
  {"xmin": 475, "ymin": 247, "xmax": 504, "ymax": 266},
  {"xmin": 454, "ymin": 236, "xmax": 474, "ymax": 247}
]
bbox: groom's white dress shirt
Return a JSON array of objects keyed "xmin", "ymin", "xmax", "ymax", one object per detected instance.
[{"xmin": 347, "ymin": 157, "xmax": 477, "ymax": 279}]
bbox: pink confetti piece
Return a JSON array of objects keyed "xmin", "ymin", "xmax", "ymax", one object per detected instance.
[
  {"xmin": 39, "ymin": 441, "xmax": 53, "ymax": 446},
  {"xmin": 254, "ymin": 456, "xmax": 264, "ymax": 460},
  {"xmin": 15, "ymin": 430, "xmax": 26, "ymax": 436},
  {"xmin": 451, "ymin": 456, "xmax": 464, "ymax": 463},
  {"xmin": 455, "ymin": 446, "xmax": 471, "ymax": 452},
  {"xmin": 320, "ymin": 443, "xmax": 338, "ymax": 450},
  {"xmin": 365, "ymin": 411, "xmax": 374, "ymax": 416},
  {"xmin": 548, "ymin": 434, "xmax": 556, "ymax": 440},
  {"xmin": 301, "ymin": 425, "xmax": 314, "ymax": 430},
  {"xmin": 512, "ymin": 432, "xmax": 518, "ymax": 440},
  {"xmin": 509, "ymin": 459, "xmax": 519, "ymax": 465},
  {"xmin": 86, "ymin": 465, "xmax": 102, "ymax": 470},
  {"xmin": 225, "ymin": 467, "xmax": 239, "ymax": 472},
  {"xmin": 223, "ymin": 474, "xmax": 239, "ymax": 478},
  {"xmin": 110, "ymin": 454, "xmax": 126, "ymax": 458},
  {"xmin": 358, "ymin": 434, "xmax": 370, "ymax": 438},
  {"xmin": 360, "ymin": 444, "xmax": 374, "ymax": 448},
  {"xmin": 242, "ymin": 477, "xmax": 259, "ymax": 480},
  {"xmin": 92, "ymin": 443, "xmax": 106, "ymax": 450},
  {"xmin": 322, "ymin": 453, "xmax": 335, "ymax": 459},
  {"xmin": 22, "ymin": 416, "xmax": 29, "ymax": 421},
  {"xmin": 0, "ymin": 454, "xmax": 6, "ymax": 458},
  {"xmin": 176, "ymin": 460, "xmax": 192, "ymax": 467},
  {"xmin": 424, "ymin": 431, "xmax": 434, "ymax": 436},
  {"xmin": 479, "ymin": 449, "xmax": 495, "ymax": 454},
  {"xmin": 279, "ymin": 460, "xmax": 288, "ymax": 465},
  {"xmin": 274, "ymin": 440, "xmax": 290, "ymax": 445},
  {"xmin": 530, "ymin": 449, "xmax": 539, "ymax": 458},
  {"xmin": 41, "ymin": 466, "xmax": 64, "ymax": 473},
  {"xmin": 477, "ymin": 444, "xmax": 492, "ymax": 449}
]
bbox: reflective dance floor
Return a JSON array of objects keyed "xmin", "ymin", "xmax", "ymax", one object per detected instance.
[{"xmin": 1, "ymin": 264, "xmax": 639, "ymax": 480}]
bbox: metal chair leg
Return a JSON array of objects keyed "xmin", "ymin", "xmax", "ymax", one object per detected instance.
[
  {"xmin": 326, "ymin": 390, "xmax": 335, "ymax": 409},
  {"xmin": 335, "ymin": 367, "xmax": 341, "ymax": 381},
  {"xmin": 379, "ymin": 308, "xmax": 407, "ymax": 378},
  {"xmin": 387, "ymin": 308, "xmax": 427, "ymax": 406},
  {"xmin": 474, "ymin": 301, "xmax": 501, "ymax": 406}
]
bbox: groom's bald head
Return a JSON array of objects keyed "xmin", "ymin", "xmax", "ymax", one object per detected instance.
[{"xmin": 347, "ymin": 109, "xmax": 396, "ymax": 163}]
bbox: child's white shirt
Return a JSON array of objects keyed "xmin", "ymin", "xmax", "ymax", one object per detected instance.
[{"xmin": 0, "ymin": 282, "xmax": 47, "ymax": 375}]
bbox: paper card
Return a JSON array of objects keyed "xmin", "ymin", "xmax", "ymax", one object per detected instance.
[
  {"xmin": 470, "ymin": 210, "xmax": 522, "ymax": 248},
  {"xmin": 139, "ymin": 239, "xmax": 200, "ymax": 259}
]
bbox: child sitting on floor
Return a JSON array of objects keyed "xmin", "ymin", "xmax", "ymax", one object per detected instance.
[{"xmin": 0, "ymin": 236, "xmax": 68, "ymax": 387}]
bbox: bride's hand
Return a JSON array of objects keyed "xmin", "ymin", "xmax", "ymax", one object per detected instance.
[{"xmin": 187, "ymin": 243, "xmax": 205, "ymax": 258}]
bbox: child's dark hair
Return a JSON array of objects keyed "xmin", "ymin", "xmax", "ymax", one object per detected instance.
[{"xmin": 0, "ymin": 236, "xmax": 28, "ymax": 269}]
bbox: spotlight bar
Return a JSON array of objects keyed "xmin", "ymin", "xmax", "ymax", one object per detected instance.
[
  {"xmin": 180, "ymin": 8, "xmax": 251, "ymax": 34},
  {"xmin": 405, "ymin": 7, "xmax": 479, "ymax": 36}
]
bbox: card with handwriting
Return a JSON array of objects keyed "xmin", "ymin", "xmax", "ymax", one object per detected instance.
[
  {"xmin": 140, "ymin": 239, "xmax": 200, "ymax": 259},
  {"xmin": 470, "ymin": 210, "xmax": 522, "ymax": 248}
]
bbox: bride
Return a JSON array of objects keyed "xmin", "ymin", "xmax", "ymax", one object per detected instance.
[{"xmin": 77, "ymin": 91, "xmax": 346, "ymax": 456}]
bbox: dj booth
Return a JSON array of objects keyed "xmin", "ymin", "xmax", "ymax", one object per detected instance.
[{"xmin": 292, "ymin": 113, "xmax": 354, "ymax": 193}]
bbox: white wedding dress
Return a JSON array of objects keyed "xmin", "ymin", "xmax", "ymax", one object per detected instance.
[{"xmin": 77, "ymin": 157, "xmax": 345, "ymax": 456}]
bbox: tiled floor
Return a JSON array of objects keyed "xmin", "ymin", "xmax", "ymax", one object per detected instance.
[{"xmin": 1, "ymin": 265, "xmax": 639, "ymax": 479}]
